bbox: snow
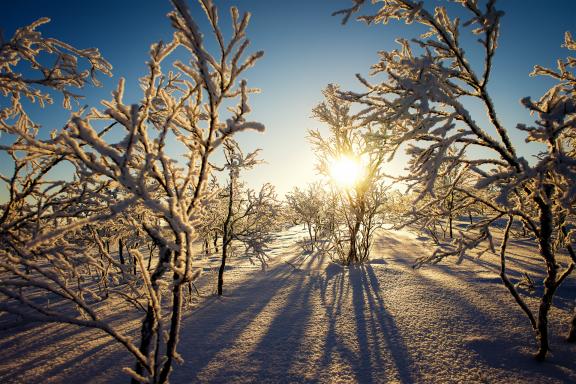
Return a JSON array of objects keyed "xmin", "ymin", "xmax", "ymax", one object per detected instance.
[{"xmin": 1, "ymin": 225, "xmax": 575, "ymax": 383}]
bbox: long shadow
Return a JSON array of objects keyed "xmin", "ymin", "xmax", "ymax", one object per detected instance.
[
  {"xmin": 350, "ymin": 266, "xmax": 377, "ymax": 382},
  {"xmin": 185, "ymin": 257, "xmax": 320, "ymax": 382},
  {"xmin": 37, "ymin": 336, "xmax": 127, "ymax": 382},
  {"xmin": 316, "ymin": 266, "xmax": 357, "ymax": 381},
  {"xmin": 401, "ymin": 233, "xmax": 576, "ymax": 312},
  {"xmin": 388, "ymin": 249, "xmax": 533, "ymax": 327},
  {"xmin": 0, "ymin": 294, "xmax": 143, "ymax": 380},
  {"xmin": 176, "ymin": 247, "xmax": 366, "ymax": 383},
  {"xmin": 464, "ymin": 335, "xmax": 576, "ymax": 383},
  {"xmin": 244, "ymin": 267, "xmax": 317, "ymax": 380},
  {"xmin": 0, "ymin": 322, "xmax": 131, "ymax": 383},
  {"xmin": 315, "ymin": 263, "xmax": 416, "ymax": 383},
  {"xmin": 172, "ymin": 249, "xmax": 313, "ymax": 383},
  {"xmin": 380, "ymin": 233, "xmax": 576, "ymax": 382},
  {"xmin": 356, "ymin": 265, "xmax": 416, "ymax": 383}
]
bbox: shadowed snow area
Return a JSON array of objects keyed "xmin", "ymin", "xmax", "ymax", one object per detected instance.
[{"xmin": 1, "ymin": 226, "xmax": 575, "ymax": 383}]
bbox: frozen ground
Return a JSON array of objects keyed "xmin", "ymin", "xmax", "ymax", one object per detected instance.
[{"xmin": 1, "ymin": 226, "xmax": 575, "ymax": 383}]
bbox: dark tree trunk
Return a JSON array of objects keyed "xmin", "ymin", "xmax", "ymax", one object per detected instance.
[
  {"xmin": 213, "ymin": 233, "xmax": 219, "ymax": 253},
  {"xmin": 448, "ymin": 192, "xmax": 454, "ymax": 238},
  {"xmin": 218, "ymin": 179, "xmax": 234, "ymax": 296},
  {"xmin": 568, "ymin": 311, "xmax": 576, "ymax": 342},
  {"xmin": 561, "ymin": 223, "xmax": 576, "ymax": 343},
  {"xmin": 346, "ymin": 196, "xmax": 366, "ymax": 266},
  {"xmin": 347, "ymin": 219, "xmax": 361, "ymax": 265},
  {"xmin": 305, "ymin": 222, "xmax": 315, "ymax": 252},
  {"xmin": 158, "ymin": 281, "xmax": 183, "ymax": 384},
  {"xmin": 217, "ymin": 239, "xmax": 229, "ymax": 296},
  {"xmin": 132, "ymin": 228, "xmax": 172, "ymax": 383},
  {"xmin": 118, "ymin": 238, "xmax": 125, "ymax": 265},
  {"xmin": 132, "ymin": 305, "xmax": 155, "ymax": 384},
  {"xmin": 535, "ymin": 262, "xmax": 558, "ymax": 361},
  {"xmin": 534, "ymin": 187, "xmax": 557, "ymax": 361}
]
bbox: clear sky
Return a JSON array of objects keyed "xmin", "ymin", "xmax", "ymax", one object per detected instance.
[{"xmin": 1, "ymin": 0, "xmax": 575, "ymax": 197}]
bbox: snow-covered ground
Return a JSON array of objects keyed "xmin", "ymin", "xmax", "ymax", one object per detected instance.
[{"xmin": 1, "ymin": 226, "xmax": 575, "ymax": 383}]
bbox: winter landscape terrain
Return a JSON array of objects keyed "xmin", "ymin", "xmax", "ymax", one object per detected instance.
[
  {"xmin": 1, "ymin": 226, "xmax": 575, "ymax": 383},
  {"xmin": 2, "ymin": 0, "xmax": 575, "ymax": 383}
]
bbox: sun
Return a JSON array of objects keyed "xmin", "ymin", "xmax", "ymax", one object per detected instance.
[{"xmin": 329, "ymin": 156, "xmax": 364, "ymax": 188}]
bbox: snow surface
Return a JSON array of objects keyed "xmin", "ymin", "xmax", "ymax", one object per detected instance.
[{"xmin": 1, "ymin": 226, "xmax": 575, "ymax": 383}]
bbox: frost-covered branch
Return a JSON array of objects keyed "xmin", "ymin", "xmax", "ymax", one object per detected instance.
[
  {"xmin": 335, "ymin": 0, "xmax": 576, "ymax": 360},
  {"xmin": 1, "ymin": 1, "xmax": 265, "ymax": 382}
]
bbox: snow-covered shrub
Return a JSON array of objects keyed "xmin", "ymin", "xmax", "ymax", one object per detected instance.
[
  {"xmin": 194, "ymin": 176, "xmax": 224, "ymax": 256},
  {"xmin": 335, "ymin": 0, "xmax": 575, "ymax": 360},
  {"xmin": 215, "ymin": 140, "xmax": 280, "ymax": 295},
  {"xmin": 402, "ymin": 150, "xmax": 486, "ymax": 245},
  {"xmin": 286, "ymin": 182, "xmax": 335, "ymax": 251},
  {"xmin": 0, "ymin": 0, "xmax": 264, "ymax": 382},
  {"xmin": 310, "ymin": 85, "xmax": 388, "ymax": 265}
]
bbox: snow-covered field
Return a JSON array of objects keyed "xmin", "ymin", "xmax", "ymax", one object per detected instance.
[{"xmin": 1, "ymin": 226, "xmax": 575, "ymax": 383}]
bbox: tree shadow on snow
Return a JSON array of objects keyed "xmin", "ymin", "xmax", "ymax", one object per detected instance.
[
  {"xmin": 0, "ymin": 321, "xmax": 130, "ymax": 383},
  {"xmin": 172, "ymin": 252, "xmax": 317, "ymax": 383},
  {"xmin": 170, "ymin": 228, "xmax": 576, "ymax": 383},
  {"xmin": 464, "ymin": 334, "xmax": 576, "ymax": 383},
  {"xmin": 172, "ymin": 249, "xmax": 417, "ymax": 383},
  {"xmin": 378, "ymin": 232, "xmax": 576, "ymax": 382},
  {"xmin": 316, "ymin": 264, "xmax": 416, "ymax": 384}
]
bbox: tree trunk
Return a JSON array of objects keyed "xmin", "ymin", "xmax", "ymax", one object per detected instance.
[
  {"xmin": 132, "ymin": 240, "xmax": 171, "ymax": 383},
  {"xmin": 535, "ymin": 262, "xmax": 558, "ymax": 361},
  {"xmin": 218, "ymin": 239, "xmax": 228, "ymax": 296},
  {"xmin": 218, "ymin": 179, "xmax": 234, "ymax": 296},
  {"xmin": 158, "ymin": 281, "xmax": 183, "ymax": 384},
  {"xmin": 534, "ymin": 187, "xmax": 557, "ymax": 361},
  {"xmin": 132, "ymin": 251, "xmax": 137, "ymax": 275},
  {"xmin": 132, "ymin": 305, "xmax": 156, "ymax": 384},
  {"xmin": 568, "ymin": 310, "xmax": 576, "ymax": 342},
  {"xmin": 118, "ymin": 238, "xmax": 125, "ymax": 265},
  {"xmin": 347, "ymin": 219, "xmax": 361, "ymax": 265},
  {"xmin": 347, "ymin": 195, "xmax": 367, "ymax": 265},
  {"xmin": 448, "ymin": 192, "xmax": 454, "ymax": 238},
  {"xmin": 213, "ymin": 233, "xmax": 219, "ymax": 253},
  {"xmin": 307, "ymin": 222, "xmax": 314, "ymax": 251}
]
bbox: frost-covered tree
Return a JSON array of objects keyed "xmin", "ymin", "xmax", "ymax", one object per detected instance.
[
  {"xmin": 231, "ymin": 182, "xmax": 280, "ymax": 266},
  {"xmin": 216, "ymin": 140, "xmax": 280, "ymax": 295},
  {"xmin": 335, "ymin": 0, "xmax": 575, "ymax": 360},
  {"xmin": 310, "ymin": 84, "xmax": 387, "ymax": 265},
  {"xmin": 0, "ymin": 0, "xmax": 264, "ymax": 382},
  {"xmin": 194, "ymin": 176, "xmax": 224, "ymax": 256},
  {"xmin": 286, "ymin": 182, "xmax": 334, "ymax": 251},
  {"xmin": 403, "ymin": 151, "xmax": 482, "ymax": 244}
]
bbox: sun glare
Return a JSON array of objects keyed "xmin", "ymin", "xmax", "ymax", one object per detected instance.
[{"xmin": 329, "ymin": 156, "xmax": 363, "ymax": 188}]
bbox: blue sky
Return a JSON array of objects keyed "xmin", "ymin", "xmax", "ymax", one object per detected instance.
[{"xmin": 2, "ymin": 0, "xmax": 575, "ymax": 197}]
